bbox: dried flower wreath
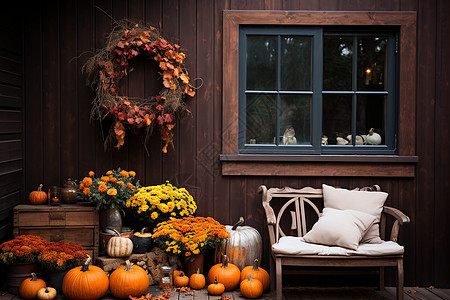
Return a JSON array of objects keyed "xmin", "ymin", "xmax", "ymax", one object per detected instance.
[{"xmin": 83, "ymin": 19, "xmax": 197, "ymax": 153}]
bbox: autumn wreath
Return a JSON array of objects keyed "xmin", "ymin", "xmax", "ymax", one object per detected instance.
[{"xmin": 83, "ymin": 20, "xmax": 196, "ymax": 153}]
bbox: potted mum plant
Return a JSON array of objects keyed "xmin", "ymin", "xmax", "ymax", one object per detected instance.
[
  {"xmin": 78, "ymin": 168, "xmax": 140, "ymax": 233},
  {"xmin": 124, "ymin": 181, "xmax": 197, "ymax": 230},
  {"xmin": 0, "ymin": 235, "xmax": 48, "ymax": 294},
  {"xmin": 152, "ymin": 216, "xmax": 230, "ymax": 277},
  {"xmin": 38, "ymin": 240, "xmax": 89, "ymax": 293}
]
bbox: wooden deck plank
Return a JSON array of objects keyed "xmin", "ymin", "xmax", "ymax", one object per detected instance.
[
  {"xmin": 427, "ymin": 288, "xmax": 450, "ymax": 300},
  {"xmin": 385, "ymin": 287, "xmax": 418, "ymax": 299}
]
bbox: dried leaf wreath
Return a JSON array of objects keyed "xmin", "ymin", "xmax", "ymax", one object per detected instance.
[{"xmin": 83, "ymin": 19, "xmax": 197, "ymax": 153}]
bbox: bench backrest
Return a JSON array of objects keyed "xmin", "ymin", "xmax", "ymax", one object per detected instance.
[{"xmin": 258, "ymin": 185, "xmax": 383, "ymax": 246}]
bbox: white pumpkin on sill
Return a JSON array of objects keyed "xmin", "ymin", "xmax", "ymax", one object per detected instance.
[{"xmin": 366, "ymin": 128, "xmax": 382, "ymax": 145}]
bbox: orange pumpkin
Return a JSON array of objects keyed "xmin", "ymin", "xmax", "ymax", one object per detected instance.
[
  {"xmin": 240, "ymin": 259, "xmax": 270, "ymax": 291},
  {"xmin": 29, "ymin": 184, "xmax": 47, "ymax": 205},
  {"xmin": 109, "ymin": 260, "xmax": 149, "ymax": 298},
  {"xmin": 207, "ymin": 277, "xmax": 225, "ymax": 296},
  {"xmin": 173, "ymin": 269, "xmax": 183, "ymax": 278},
  {"xmin": 208, "ymin": 255, "xmax": 240, "ymax": 291},
  {"xmin": 19, "ymin": 273, "xmax": 46, "ymax": 299},
  {"xmin": 240, "ymin": 274, "xmax": 263, "ymax": 299},
  {"xmin": 174, "ymin": 272, "xmax": 189, "ymax": 287},
  {"xmin": 189, "ymin": 269, "xmax": 206, "ymax": 290},
  {"xmin": 62, "ymin": 257, "xmax": 109, "ymax": 300}
]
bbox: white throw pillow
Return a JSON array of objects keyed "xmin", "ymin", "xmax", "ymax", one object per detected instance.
[
  {"xmin": 322, "ymin": 184, "xmax": 388, "ymax": 243},
  {"xmin": 303, "ymin": 208, "xmax": 376, "ymax": 250}
]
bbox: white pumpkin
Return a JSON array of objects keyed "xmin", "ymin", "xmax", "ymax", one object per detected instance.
[
  {"xmin": 107, "ymin": 228, "xmax": 133, "ymax": 257},
  {"xmin": 366, "ymin": 128, "xmax": 382, "ymax": 145},
  {"xmin": 214, "ymin": 217, "xmax": 262, "ymax": 270}
]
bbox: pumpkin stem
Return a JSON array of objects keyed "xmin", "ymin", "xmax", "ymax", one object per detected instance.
[
  {"xmin": 179, "ymin": 272, "xmax": 185, "ymax": 277},
  {"xmin": 196, "ymin": 268, "xmax": 200, "ymax": 274},
  {"xmin": 232, "ymin": 217, "xmax": 245, "ymax": 230},
  {"xmin": 125, "ymin": 260, "xmax": 133, "ymax": 271},
  {"xmin": 140, "ymin": 227, "xmax": 148, "ymax": 234},
  {"xmin": 248, "ymin": 273, "xmax": 253, "ymax": 281},
  {"xmin": 253, "ymin": 259, "xmax": 260, "ymax": 271},
  {"xmin": 108, "ymin": 227, "xmax": 121, "ymax": 236},
  {"xmin": 221, "ymin": 255, "xmax": 229, "ymax": 268},
  {"xmin": 214, "ymin": 277, "xmax": 218, "ymax": 284},
  {"xmin": 30, "ymin": 272, "xmax": 38, "ymax": 281},
  {"xmin": 81, "ymin": 257, "xmax": 92, "ymax": 272},
  {"xmin": 37, "ymin": 184, "xmax": 43, "ymax": 191},
  {"xmin": 44, "ymin": 287, "xmax": 50, "ymax": 293}
]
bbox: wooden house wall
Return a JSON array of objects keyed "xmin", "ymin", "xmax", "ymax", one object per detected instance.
[{"xmin": 0, "ymin": 0, "xmax": 447, "ymax": 288}]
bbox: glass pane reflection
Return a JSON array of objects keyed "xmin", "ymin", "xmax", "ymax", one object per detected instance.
[
  {"xmin": 322, "ymin": 94, "xmax": 352, "ymax": 145},
  {"xmin": 357, "ymin": 95, "xmax": 386, "ymax": 145},
  {"xmin": 247, "ymin": 36, "xmax": 277, "ymax": 91},
  {"xmin": 279, "ymin": 95, "xmax": 311, "ymax": 145},
  {"xmin": 246, "ymin": 94, "xmax": 276, "ymax": 144},
  {"xmin": 357, "ymin": 37, "xmax": 388, "ymax": 91},
  {"xmin": 323, "ymin": 36, "xmax": 353, "ymax": 91},
  {"xmin": 280, "ymin": 36, "xmax": 312, "ymax": 91}
]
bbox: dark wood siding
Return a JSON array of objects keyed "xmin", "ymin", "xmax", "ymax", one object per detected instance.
[
  {"xmin": 4, "ymin": 0, "xmax": 448, "ymax": 288},
  {"xmin": 0, "ymin": 5, "xmax": 23, "ymax": 243}
]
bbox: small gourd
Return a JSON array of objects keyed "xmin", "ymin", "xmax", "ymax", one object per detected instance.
[
  {"xmin": 366, "ymin": 128, "xmax": 382, "ymax": 145},
  {"xmin": 37, "ymin": 287, "xmax": 57, "ymax": 300},
  {"xmin": 29, "ymin": 184, "xmax": 48, "ymax": 205},
  {"xmin": 107, "ymin": 228, "xmax": 133, "ymax": 257},
  {"xmin": 208, "ymin": 277, "xmax": 225, "ymax": 296},
  {"xmin": 189, "ymin": 269, "xmax": 206, "ymax": 290},
  {"xmin": 240, "ymin": 274, "xmax": 263, "ymax": 299},
  {"xmin": 174, "ymin": 271, "xmax": 189, "ymax": 287},
  {"xmin": 19, "ymin": 273, "xmax": 46, "ymax": 299}
]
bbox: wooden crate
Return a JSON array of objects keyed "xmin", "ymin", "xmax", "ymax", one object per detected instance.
[{"xmin": 13, "ymin": 204, "xmax": 99, "ymax": 260}]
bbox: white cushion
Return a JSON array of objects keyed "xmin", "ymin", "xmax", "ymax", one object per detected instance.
[
  {"xmin": 322, "ymin": 184, "xmax": 388, "ymax": 243},
  {"xmin": 272, "ymin": 236, "xmax": 404, "ymax": 256},
  {"xmin": 303, "ymin": 208, "xmax": 376, "ymax": 250}
]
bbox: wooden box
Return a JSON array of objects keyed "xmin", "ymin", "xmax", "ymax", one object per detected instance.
[{"xmin": 13, "ymin": 204, "xmax": 99, "ymax": 260}]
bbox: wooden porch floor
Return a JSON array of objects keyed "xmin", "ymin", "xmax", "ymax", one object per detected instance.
[{"xmin": 2, "ymin": 286, "xmax": 450, "ymax": 300}]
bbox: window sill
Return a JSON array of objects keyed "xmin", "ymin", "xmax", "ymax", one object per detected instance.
[{"xmin": 219, "ymin": 154, "xmax": 418, "ymax": 177}]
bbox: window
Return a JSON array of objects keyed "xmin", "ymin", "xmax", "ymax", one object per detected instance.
[
  {"xmin": 239, "ymin": 26, "xmax": 398, "ymax": 154},
  {"xmin": 221, "ymin": 11, "xmax": 417, "ymax": 177}
]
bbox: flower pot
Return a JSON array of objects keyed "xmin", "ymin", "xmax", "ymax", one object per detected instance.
[
  {"xmin": 46, "ymin": 269, "xmax": 69, "ymax": 294},
  {"xmin": 99, "ymin": 207, "xmax": 122, "ymax": 233},
  {"xmin": 183, "ymin": 253, "xmax": 204, "ymax": 278},
  {"xmin": 7, "ymin": 263, "xmax": 40, "ymax": 294}
]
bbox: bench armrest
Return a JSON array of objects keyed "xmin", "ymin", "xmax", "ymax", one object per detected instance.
[{"xmin": 382, "ymin": 206, "xmax": 410, "ymax": 242}]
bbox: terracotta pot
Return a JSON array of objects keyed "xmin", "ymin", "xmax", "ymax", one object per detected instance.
[{"xmin": 183, "ymin": 253, "xmax": 204, "ymax": 278}]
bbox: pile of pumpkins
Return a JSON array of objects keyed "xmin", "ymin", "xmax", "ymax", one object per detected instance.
[
  {"xmin": 19, "ymin": 256, "xmax": 269, "ymax": 300},
  {"xmin": 175, "ymin": 255, "xmax": 270, "ymax": 299}
]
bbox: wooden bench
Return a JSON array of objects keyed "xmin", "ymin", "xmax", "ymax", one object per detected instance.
[{"xmin": 259, "ymin": 185, "xmax": 410, "ymax": 300}]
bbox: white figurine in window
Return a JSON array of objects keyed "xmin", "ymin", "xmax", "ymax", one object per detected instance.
[{"xmin": 282, "ymin": 126, "xmax": 297, "ymax": 145}]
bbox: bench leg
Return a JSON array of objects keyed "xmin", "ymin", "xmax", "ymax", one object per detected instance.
[
  {"xmin": 397, "ymin": 259, "xmax": 404, "ymax": 300},
  {"xmin": 379, "ymin": 266, "xmax": 385, "ymax": 290},
  {"xmin": 276, "ymin": 258, "xmax": 282, "ymax": 300}
]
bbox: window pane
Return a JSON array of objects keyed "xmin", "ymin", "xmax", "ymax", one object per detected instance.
[
  {"xmin": 323, "ymin": 37, "xmax": 353, "ymax": 91},
  {"xmin": 357, "ymin": 37, "xmax": 388, "ymax": 91},
  {"xmin": 246, "ymin": 93, "xmax": 276, "ymax": 144},
  {"xmin": 280, "ymin": 36, "xmax": 312, "ymax": 91},
  {"xmin": 357, "ymin": 95, "xmax": 386, "ymax": 145},
  {"xmin": 247, "ymin": 36, "xmax": 277, "ymax": 90},
  {"xmin": 322, "ymin": 94, "xmax": 352, "ymax": 145},
  {"xmin": 279, "ymin": 95, "xmax": 311, "ymax": 145}
]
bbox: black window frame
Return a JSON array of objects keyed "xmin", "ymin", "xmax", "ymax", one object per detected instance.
[{"xmin": 238, "ymin": 25, "xmax": 399, "ymax": 155}]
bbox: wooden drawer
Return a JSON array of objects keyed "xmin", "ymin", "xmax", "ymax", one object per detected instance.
[{"xmin": 14, "ymin": 204, "xmax": 99, "ymax": 227}]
